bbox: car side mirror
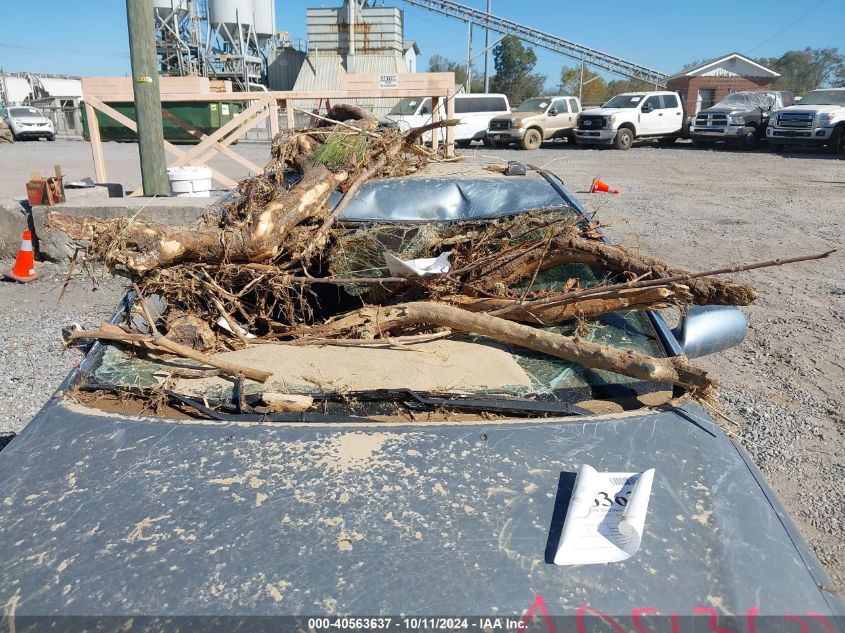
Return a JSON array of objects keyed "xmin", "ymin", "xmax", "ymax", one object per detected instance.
[
  {"xmin": 420, "ymin": 107, "xmax": 430, "ymax": 115},
  {"xmin": 548, "ymin": 108, "xmax": 558, "ymax": 116},
  {"xmin": 672, "ymin": 305, "xmax": 747, "ymax": 358},
  {"xmin": 641, "ymin": 104, "xmax": 653, "ymax": 113}
]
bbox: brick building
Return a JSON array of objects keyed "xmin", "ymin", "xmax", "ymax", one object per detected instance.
[{"xmin": 666, "ymin": 53, "xmax": 780, "ymax": 114}]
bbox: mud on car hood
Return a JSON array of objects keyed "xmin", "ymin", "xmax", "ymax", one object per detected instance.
[{"xmin": 0, "ymin": 398, "xmax": 841, "ymax": 619}]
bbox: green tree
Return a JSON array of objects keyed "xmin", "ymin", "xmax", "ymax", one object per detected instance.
[
  {"xmin": 558, "ymin": 64, "xmax": 609, "ymax": 105},
  {"xmin": 428, "ymin": 54, "xmax": 483, "ymax": 93},
  {"xmin": 490, "ymin": 36, "xmax": 546, "ymax": 104},
  {"xmin": 756, "ymin": 47, "xmax": 844, "ymax": 94}
]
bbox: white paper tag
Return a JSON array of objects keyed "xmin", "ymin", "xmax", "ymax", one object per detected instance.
[
  {"xmin": 383, "ymin": 251, "xmax": 452, "ymax": 277},
  {"xmin": 553, "ymin": 464, "xmax": 655, "ymax": 565}
]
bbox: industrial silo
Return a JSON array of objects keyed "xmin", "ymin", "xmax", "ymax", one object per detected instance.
[
  {"xmin": 209, "ymin": 0, "xmax": 255, "ymax": 40},
  {"xmin": 153, "ymin": 0, "xmax": 189, "ymax": 21},
  {"xmin": 252, "ymin": 0, "xmax": 276, "ymax": 47}
]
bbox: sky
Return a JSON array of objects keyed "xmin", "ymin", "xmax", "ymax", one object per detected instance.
[{"xmin": 1, "ymin": 0, "xmax": 843, "ymax": 87}]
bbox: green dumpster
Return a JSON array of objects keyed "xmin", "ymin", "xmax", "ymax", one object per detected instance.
[{"xmin": 80, "ymin": 101, "xmax": 243, "ymax": 143}]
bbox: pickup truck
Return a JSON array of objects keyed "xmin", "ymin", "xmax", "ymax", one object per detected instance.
[
  {"xmin": 766, "ymin": 88, "xmax": 845, "ymax": 155},
  {"xmin": 690, "ymin": 91, "xmax": 793, "ymax": 150},
  {"xmin": 486, "ymin": 96, "xmax": 581, "ymax": 150},
  {"xmin": 0, "ymin": 171, "xmax": 842, "ymax": 625},
  {"xmin": 574, "ymin": 91, "xmax": 686, "ymax": 150}
]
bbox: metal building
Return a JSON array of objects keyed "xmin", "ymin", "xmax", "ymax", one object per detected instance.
[{"xmin": 284, "ymin": 1, "xmax": 414, "ymax": 117}]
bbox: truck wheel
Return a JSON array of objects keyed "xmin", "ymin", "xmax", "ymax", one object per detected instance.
[
  {"xmin": 46, "ymin": 133, "xmax": 56, "ymax": 142},
  {"xmin": 613, "ymin": 128, "xmax": 633, "ymax": 150},
  {"xmin": 829, "ymin": 127, "xmax": 844, "ymax": 157},
  {"xmin": 738, "ymin": 127, "xmax": 757, "ymax": 151},
  {"xmin": 521, "ymin": 129, "xmax": 542, "ymax": 150}
]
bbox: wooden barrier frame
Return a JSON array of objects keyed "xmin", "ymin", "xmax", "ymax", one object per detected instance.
[{"xmin": 80, "ymin": 75, "xmax": 456, "ymax": 194}]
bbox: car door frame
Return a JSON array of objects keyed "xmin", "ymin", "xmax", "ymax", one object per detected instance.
[
  {"xmin": 660, "ymin": 93, "xmax": 684, "ymax": 134},
  {"xmin": 638, "ymin": 94, "xmax": 663, "ymax": 135},
  {"xmin": 545, "ymin": 98, "xmax": 571, "ymax": 138}
]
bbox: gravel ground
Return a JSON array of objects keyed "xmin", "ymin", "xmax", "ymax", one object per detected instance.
[{"xmin": 0, "ymin": 138, "xmax": 842, "ymax": 593}]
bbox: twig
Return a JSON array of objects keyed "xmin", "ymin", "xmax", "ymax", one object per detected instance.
[
  {"xmin": 490, "ymin": 249, "xmax": 836, "ymax": 317},
  {"xmin": 289, "ymin": 105, "xmax": 381, "ymax": 138},
  {"xmin": 133, "ymin": 283, "xmax": 161, "ymax": 338},
  {"xmin": 300, "ymin": 155, "xmax": 388, "ymax": 260},
  {"xmin": 68, "ymin": 327, "xmax": 271, "ymax": 383}
]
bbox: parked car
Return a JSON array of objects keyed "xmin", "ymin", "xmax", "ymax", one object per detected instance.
[
  {"xmin": 0, "ymin": 171, "xmax": 842, "ymax": 621},
  {"xmin": 574, "ymin": 91, "xmax": 686, "ymax": 150},
  {"xmin": 766, "ymin": 88, "xmax": 845, "ymax": 155},
  {"xmin": 486, "ymin": 96, "xmax": 581, "ymax": 149},
  {"xmin": 382, "ymin": 93, "xmax": 510, "ymax": 147},
  {"xmin": 0, "ymin": 105, "xmax": 55, "ymax": 141},
  {"xmin": 690, "ymin": 91, "xmax": 794, "ymax": 150}
]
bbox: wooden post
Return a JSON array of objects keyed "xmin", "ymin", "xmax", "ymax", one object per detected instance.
[
  {"xmin": 431, "ymin": 96, "xmax": 440, "ymax": 152},
  {"xmin": 126, "ymin": 0, "xmax": 170, "ymax": 196},
  {"xmin": 268, "ymin": 95, "xmax": 279, "ymax": 139},
  {"xmin": 445, "ymin": 90, "xmax": 455, "ymax": 157},
  {"xmin": 84, "ymin": 101, "xmax": 107, "ymax": 183},
  {"xmin": 285, "ymin": 98, "xmax": 295, "ymax": 130}
]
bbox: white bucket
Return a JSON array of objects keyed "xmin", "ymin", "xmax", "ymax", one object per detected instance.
[{"xmin": 167, "ymin": 165, "xmax": 212, "ymax": 197}]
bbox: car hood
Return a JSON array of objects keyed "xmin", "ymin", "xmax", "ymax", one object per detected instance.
[
  {"xmin": 491, "ymin": 112, "xmax": 542, "ymax": 124},
  {"xmin": 0, "ymin": 398, "xmax": 841, "ymax": 618},
  {"xmin": 778, "ymin": 105, "xmax": 840, "ymax": 114},
  {"xmin": 696, "ymin": 106, "xmax": 749, "ymax": 115},
  {"xmin": 580, "ymin": 108, "xmax": 628, "ymax": 117}
]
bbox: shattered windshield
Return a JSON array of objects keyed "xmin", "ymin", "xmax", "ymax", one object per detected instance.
[
  {"xmin": 602, "ymin": 94, "xmax": 644, "ymax": 109},
  {"xmin": 516, "ymin": 98, "xmax": 550, "ymax": 113},
  {"xmin": 797, "ymin": 90, "xmax": 845, "ymax": 106}
]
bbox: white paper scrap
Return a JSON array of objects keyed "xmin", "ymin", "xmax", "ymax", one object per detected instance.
[
  {"xmin": 383, "ymin": 251, "xmax": 452, "ymax": 277},
  {"xmin": 553, "ymin": 464, "xmax": 655, "ymax": 565},
  {"xmin": 216, "ymin": 316, "xmax": 257, "ymax": 339}
]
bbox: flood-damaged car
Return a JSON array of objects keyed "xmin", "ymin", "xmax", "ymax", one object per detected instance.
[{"xmin": 0, "ymin": 169, "xmax": 842, "ymax": 629}]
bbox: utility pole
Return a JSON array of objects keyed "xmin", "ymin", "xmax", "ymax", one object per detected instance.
[
  {"xmin": 126, "ymin": 0, "xmax": 169, "ymax": 196},
  {"xmin": 579, "ymin": 58, "xmax": 585, "ymax": 102},
  {"xmin": 466, "ymin": 22, "xmax": 473, "ymax": 93},
  {"xmin": 483, "ymin": 0, "xmax": 491, "ymax": 93}
]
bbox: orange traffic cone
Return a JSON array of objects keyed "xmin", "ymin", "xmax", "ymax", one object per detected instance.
[
  {"xmin": 591, "ymin": 178, "xmax": 620, "ymax": 194},
  {"xmin": 5, "ymin": 230, "xmax": 38, "ymax": 283}
]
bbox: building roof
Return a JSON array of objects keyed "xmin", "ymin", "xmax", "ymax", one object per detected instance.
[
  {"xmin": 35, "ymin": 77, "xmax": 83, "ymax": 99},
  {"xmin": 403, "ymin": 40, "xmax": 421, "ymax": 55},
  {"xmin": 667, "ymin": 53, "xmax": 780, "ymax": 80}
]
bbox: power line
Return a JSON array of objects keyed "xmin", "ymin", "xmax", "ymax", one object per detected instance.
[
  {"xmin": 746, "ymin": 0, "xmax": 827, "ymax": 54},
  {"xmin": 0, "ymin": 43, "xmax": 130, "ymax": 58}
]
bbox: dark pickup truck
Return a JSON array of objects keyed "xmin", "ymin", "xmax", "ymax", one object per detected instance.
[{"xmin": 690, "ymin": 91, "xmax": 794, "ymax": 150}]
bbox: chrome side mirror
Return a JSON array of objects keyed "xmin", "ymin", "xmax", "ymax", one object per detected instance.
[{"xmin": 672, "ymin": 305, "xmax": 747, "ymax": 358}]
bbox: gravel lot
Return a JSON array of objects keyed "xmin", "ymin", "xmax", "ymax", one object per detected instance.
[{"xmin": 0, "ymin": 138, "xmax": 843, "ymax": 593}]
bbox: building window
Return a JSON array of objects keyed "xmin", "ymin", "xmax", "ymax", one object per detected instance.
[{"xmin": 697, "ymin": 88, "xmax": 716, "ymax": 112}]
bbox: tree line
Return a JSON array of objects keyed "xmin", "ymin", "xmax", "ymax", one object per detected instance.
[{"xmin": 429, "ymin": 38, "xmax": 845, "ymax": 106}]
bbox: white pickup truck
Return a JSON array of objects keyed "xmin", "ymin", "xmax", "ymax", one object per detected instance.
[
  {"xmin": 766, "ymin": 88, "xmax": 845, "ymax": 155},
  {"xmin": 574, "ymin": 91, "xmax": 686, "ymax": 150}
]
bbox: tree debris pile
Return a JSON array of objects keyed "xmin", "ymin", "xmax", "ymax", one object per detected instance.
[{"xmin": 46, "ymin": 104, "xmax": 833, "ymax": 408}]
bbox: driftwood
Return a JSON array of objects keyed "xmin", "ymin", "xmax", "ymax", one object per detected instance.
[
  {"xmin": 68, "ymin": 324, "xmax": 271, "ymax": 383},
  {"xmin": 313, "ymin": 301, "xmax": 714, "ymax": 393},
  {"xmin": 446, "ymin": 285, "xmax": 691, "ymax": 324},
  {"xmin": 47, "ymin": 164, "xmax": 347, "ymax": 274}
]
